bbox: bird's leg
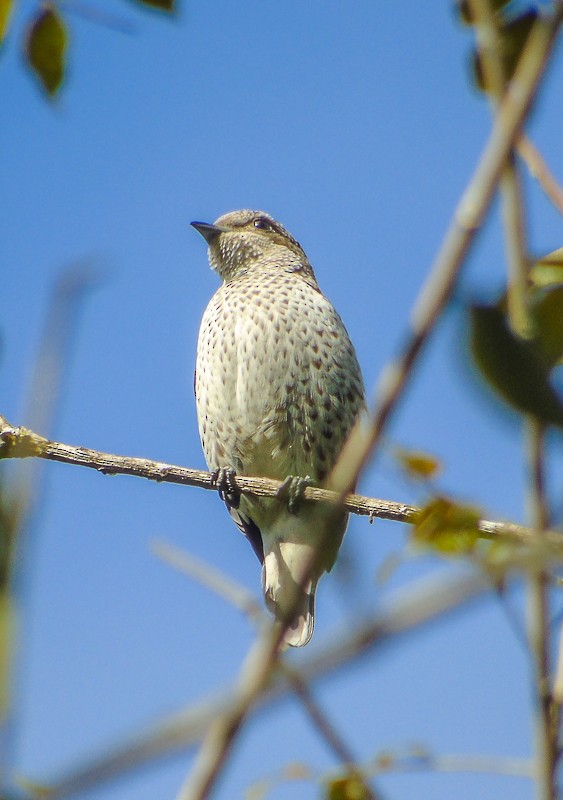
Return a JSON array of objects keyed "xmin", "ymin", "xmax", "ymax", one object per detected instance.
[
  {"xmin": 276, "ymin": 475, "xmax": 313, "ymax": 515},
  {"xmin": 211, "ymin": 467, "xmax": 240, "ymax": 509}
]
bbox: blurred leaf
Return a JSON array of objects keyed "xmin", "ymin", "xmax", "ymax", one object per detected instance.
[
  {"xmin": 395, "ymin": 447, "xmax": 442, "ymax": 481},
  {"xmin": 457, "ymin": 0, "xmax": 511, "ymax": 26},
  {"xmin": 282, "ymin": 762, "xmax": 312, "ymax": 781},
  {"xmin": 0, "ymin": 0, "xmax": 14, "ymax": 43},
  {"xmin": 412, "ymin": 496, "xmax": 481, "ymax": 555},
  {"xmin": 473, "ymin": 9, "xmax": 537, "ymax": 92},
  {"xmin": 530, "ymin": 247, "xmax": 563, "ymax": 289},
  {"xmin": 325, "ymin": 773, "xmax": 371, "ymax": 800},
  {"xmin": 25, "ymin": 6, "xmax": 68, "ymax": 97},
  {"xmin": 530, "ymin": 286, "xmax": 563, "ymax": 368},
  {"xmin": 134, "ymin": 0, "xmax": 175, "ymax": 11},
  {"xmin": 469, "ymin": 302, "xmax": 563, "ymax": 428}
]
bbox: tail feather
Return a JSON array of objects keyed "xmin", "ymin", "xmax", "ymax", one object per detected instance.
[
  {"xmin": 262, "ymin": 541, "xmax": 318, "ymax": 648},
  {"xmin": 280, "ymin": 590, "xmax": 315, "ymax": 648}
]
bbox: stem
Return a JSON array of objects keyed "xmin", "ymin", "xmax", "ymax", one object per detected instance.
[{"xmin": 527, "ymin": 420, "xmax": 555, "ymax": 800}]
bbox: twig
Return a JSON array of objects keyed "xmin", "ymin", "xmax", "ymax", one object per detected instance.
[
  {"xmin": 1, "ymin": 266, "xmax": 98, "ymax": 787},
  {"xmin": 153, "ymin": 540, "xmax": 380, "ymax": 798},
  {"xmin": 0, "ymin": 415, "xmax": 557, "ymax": 549},
  {"xmin": 327, "ymin": 6, "xmax": 563, "ymax": 499},
  {"xmin": 368, "ymin": 750, "xmax": 533, "ymax": 779},
  {"xmin": 517, "ymin": 135, "xmax": 563, "ymax": 216},
  {"xmin": 38, "ymin": 571, "xmax": 489, "ymax": 800},
  {"xmin": 526, "ymin": 420, "xmax": 555, "ymax": 800},
  {"xmin": 151, "ymin": 539, "xmax": 264, "ymax": 623},
  {"xmin": 468, "ymin": 0, "xmax": 530, "ymax": 335},
  {"xmin": 282, "ymin": 665, "xmax": 380, "ymax": 800}
]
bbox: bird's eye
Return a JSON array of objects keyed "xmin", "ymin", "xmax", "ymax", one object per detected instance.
[{"xmin": 253, "ymin": 218, "xmax": 271, "ymax": 231}]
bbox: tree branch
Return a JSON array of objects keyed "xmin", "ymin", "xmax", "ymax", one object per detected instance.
[{"xmin": 0, "ymin": 415, "xmax": 557, "ymax": 549}]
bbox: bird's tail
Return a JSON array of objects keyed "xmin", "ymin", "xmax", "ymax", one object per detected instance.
[{"xmin": 262, "ymin": 541, "xmax": 318, "ymax": 648}]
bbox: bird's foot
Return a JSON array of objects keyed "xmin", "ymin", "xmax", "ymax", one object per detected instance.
[
  {"xmin": 277, "ymin": 475, "xmax": 313, "ymax": 515},
  {"xmin": 211, "ymin": 467, "xmax": 240, "ymax": 509}
]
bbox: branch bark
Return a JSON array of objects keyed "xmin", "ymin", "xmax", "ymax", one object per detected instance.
[{"xmin": 0, "ymin": 414, "xmax": 556, "ymax": 549}]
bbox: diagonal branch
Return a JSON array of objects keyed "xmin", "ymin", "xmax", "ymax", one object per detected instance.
[{"xmin": 327, "ymin": 7, "xmax": 563, "ymax": 500}]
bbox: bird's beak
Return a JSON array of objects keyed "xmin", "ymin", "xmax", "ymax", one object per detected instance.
[{"xmin": 191, "ymin": 221, "xmax": 228, "ymax": 244}]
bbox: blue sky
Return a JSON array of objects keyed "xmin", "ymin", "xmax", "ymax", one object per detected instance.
[{"xmin": 2, "ymin": 2, "xmax": 563, "ymax": 799}]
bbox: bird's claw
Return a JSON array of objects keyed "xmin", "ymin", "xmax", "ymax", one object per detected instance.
[
  {"xmin": 212, "ymin": 467, "xmax": 240, "ymax": 509},
  {"xmin": 277, "ymin": 475, "xmax": 313, "ymax": 514}
]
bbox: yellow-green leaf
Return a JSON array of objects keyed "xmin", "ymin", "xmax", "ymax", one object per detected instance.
[
  {"xmin": 469, "ymin": 302, "xmax": 563, "ymax": 428},
  {"xmin": 325, "ymin": 773, "xmax": 371, "ymax": 800},
  {"xmin": 0, "ymin": 0, "xmax": 14, "ymax": 43},
  {"xmin": 412, "ymin": 497, "xmax": 481, "ymax": 555},
  {"xmin": 26, "ymin": 6, "xmax": 68, "ymax": 97},
  {"xmin": 395, "ymin": 447, "xmax": 442, "ymax": 482},
  {"xmin": 530, "ymin": 247, "xmax": 563, "ymax": 289}
]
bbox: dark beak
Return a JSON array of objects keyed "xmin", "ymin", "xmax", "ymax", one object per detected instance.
[{"xmin": 191, "ymin": 221, "xmax": 227, "ymax": 244}]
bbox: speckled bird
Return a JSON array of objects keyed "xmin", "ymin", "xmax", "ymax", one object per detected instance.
[{"xmin": 192, "ymin": 210, "xmax": 365, "ymax": 647}]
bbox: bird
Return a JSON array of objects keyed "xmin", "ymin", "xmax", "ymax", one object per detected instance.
[{"xmin": 192, "ymin": 210, "xmax": 365, "ymax": 647}]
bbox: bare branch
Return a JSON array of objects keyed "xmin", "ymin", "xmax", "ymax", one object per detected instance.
[
  {"xmin": 526, "ymin": 420, "xmax": 556, "ymax": 799},
  {"xmin": 517, "ymin": 135, "xmax": 563, "ymax": 216},
  {"xmin": 0, "ymin": 415, "xmax": 557, "ymax": 550},
  {"xmin": 151, "ymin": 539, "xmax": 265, "ymax": 624},
  {"xmin": 468, "ymin": 0, "xmax": 530, "ymax": 335}
]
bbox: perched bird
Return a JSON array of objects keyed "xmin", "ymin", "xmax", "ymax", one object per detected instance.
[{"xmin": 192, "ymin": 210, "xmax": 365, "ymax": 646}]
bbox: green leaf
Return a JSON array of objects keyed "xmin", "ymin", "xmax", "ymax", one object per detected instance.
[
  {"xmin": 530, "ymin": 247, "xmax": 563, "ymax": 289},
  {"xmin": 25, "ymin": 6, "xmax": 68, "ymax": 97},
  {"xmin": 412, "ymin": 497, "xmax": 481, "ymax": 555},
  {"xmin": 134, "ymin": 0, "xmax": 175, "ymax": 11},
  {"xmin": 325, "ymin": 774, "xmax": 371, "ymax": 800},
  {"xmin": 530, "ymin": 286, "xmax": 563, "ymax": 368},
  {"xmin": 469, "ymin": 302, "xmax": 563, "ymax": 428},
  {"xmin": 473, "ymin": 9, "xmax": 537, "ymax": 92},
  {"xmin": 0, "ymin": 0, "xmax": 14, "ymax": 43}
]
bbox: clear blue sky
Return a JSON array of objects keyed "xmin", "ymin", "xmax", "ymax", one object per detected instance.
[{"xmin": 2, "ymin": 2, "xmax": 563, "ymax": 799}]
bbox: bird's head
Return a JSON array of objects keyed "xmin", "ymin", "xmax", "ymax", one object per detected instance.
[{"xmin": 191, "ymin": 209, "xmax": 310, "ymax": 282}]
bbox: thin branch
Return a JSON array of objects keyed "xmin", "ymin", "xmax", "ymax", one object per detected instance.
[
  {"xmin": 468, "ymin": 0, "xmax": 530, "ymax": 336},
  {"xmin": 39, "ymin": 571, "xmax": 489, "ymax": 800},
  {"xmin": 151, "ymin": 539, "xmax": 265, "ymax": 623},
  {"xmin": 369, "ymin": 750, "xmax": 533, "ymax": 779},
  {"xmin": 327, "ymin": 6, "xmax": 563, "ymax": 499},
  {"xmin": 282, "ymin": 666, "xmax": 380, "ymax": 800},
  {"xmin": 526, "ymin": 420, "xmax": 556, "ymax": 800},
  {"xmin": 517, "ymin": 135, "xmax": 563, "ymax": 216},
  {"xmin": 0, "ymin": 416, "xmax": 558, "ymax": 550},
  {"xmin": 154, "ymin": 540, "xmax": 380, "ymax": 798},
  {"xmin": 250, "ymin": 751, "xmax": 533, "ymax": 799}
]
